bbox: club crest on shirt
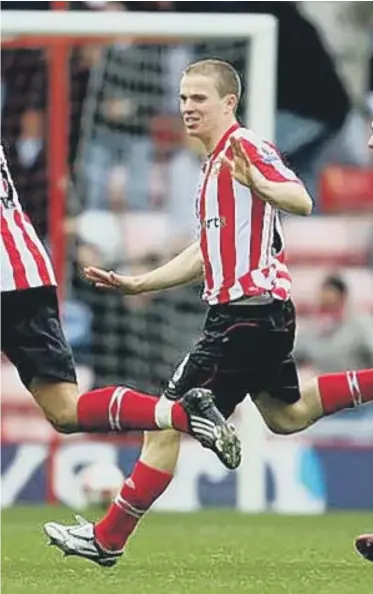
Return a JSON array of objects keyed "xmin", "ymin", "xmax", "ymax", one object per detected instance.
[{"xmin": 211, "ymin": 159, "xmax": 222, "ymax": 176}]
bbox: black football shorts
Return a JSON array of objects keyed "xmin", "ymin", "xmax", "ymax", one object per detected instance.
[
  {"xmin": 1, "ymin": 286, "xmax": 77, "ymax": 389},
  {"xmin": 164, "ymin": 299, "xmax": 300, "ymax": 419}
]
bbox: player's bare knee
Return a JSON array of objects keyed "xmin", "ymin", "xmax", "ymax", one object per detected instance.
[
  {"xmin": 269, "ymin": 422, "xmax": 297, "ymax": 436},
  {"xmin": 30, "ymin": 380, "xmax": 79, "ymax": 434},
  {"xmin": 261, "ymin": 409, "xmax": 310, "ymax": 435},
  {"xmin": 44, "ymin": 403, "xmax": 78, "ymax": 434},
  {"xmin": 49, "ymin": 415, "xmax": 76, "ymax": 434},
  {"xmin": 262, "ymin": 417, "xmax": 295, "ymax": 436},
  {"xmin": 300, "ymin": 377, "xmax": 323, "ymax": 420}
]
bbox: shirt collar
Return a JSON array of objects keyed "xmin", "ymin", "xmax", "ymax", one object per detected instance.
[{"xmin": 209, "ymin": 123, "xmax": 241, "ymax": 160}]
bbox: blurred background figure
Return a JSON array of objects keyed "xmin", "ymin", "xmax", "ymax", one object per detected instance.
[
  {"xmin": 4, "ymin": 109, "xmax": 47, "ymax": 239},
  {"xmin": 296, "ymin": 274, "xmax": 373, "ymax": 374}
]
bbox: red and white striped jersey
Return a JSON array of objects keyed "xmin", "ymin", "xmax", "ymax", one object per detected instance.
[
  {"xmin": 1, "ymin": 144, "xmax": 56, "ymax": 292},
  {"xmin": 196, "ymin": 124, "xmax": 300, "ymax": 305}
]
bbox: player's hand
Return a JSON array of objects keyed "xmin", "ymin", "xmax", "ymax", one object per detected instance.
[
  {"xmin": 221, "ymin": 137, "xmax": 256, "ymax": 188},
  {"xmin": 84, "ymin": 266, "xmax": 142, "ymax": 294}
]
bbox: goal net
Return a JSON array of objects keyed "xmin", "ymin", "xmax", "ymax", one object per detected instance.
[{"xmin": 1, "ymin": 8, "xmax": 280, "ymax": 511}]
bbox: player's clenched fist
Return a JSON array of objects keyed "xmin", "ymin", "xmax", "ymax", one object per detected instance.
[{"xmin": 84, "ymin": 266, "xmax": 142, "ymax": 294}]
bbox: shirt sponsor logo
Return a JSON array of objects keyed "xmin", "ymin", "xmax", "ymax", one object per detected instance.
[{"xmin": 201, "ymin": 216, "xmax": 227, "ymax": 230}]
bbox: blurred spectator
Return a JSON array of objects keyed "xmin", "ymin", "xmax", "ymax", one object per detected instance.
[
  {"xmin": 300, "ymin": 2, "xmax": 373, "ymax": 106},
  {"xmin": 78, "ymin": 40, "xmax": 162, "ymax": 211},
  {"xmin": 1, "ymin": 49, "xmax": 46, "ymax": 138},
  {"xmin": 16, "ymin": 109, "xmax": 44, "ymax": 169},
  {"xmin": 254, "ymin": 2, "xmax": 350, "ymax": 201},
  {"xmin": 74, "ymin": 210, "xmax": 124, "ymax": 268},
  {"xmin": 296, "ymin": 274, "xmax": 373, "ymax": 373},
  {"xmin": 149, "ymin": 114, "xmax": 202, "ymax": 243},
  {"xmin": 61, "ymin": 299, "xmax": 93, "ymax": 362},
  {"xmin": 3, "ymin": 109, "xmax": 48, "ymax": 239},
  {"xmin": 1, "ymin": 47, "xmax": 48, "ymax": 235},
  {"xmin": 167, "ymin": 129, "xmax": 203, "ymax": 247},
  {"xmin": 69, "ymin": 47, "xmax": 94, "ymax": 166}
]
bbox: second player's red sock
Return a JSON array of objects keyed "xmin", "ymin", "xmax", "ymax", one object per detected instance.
[
  {"xmin": 77, "ymin": 387, "xmax": 189, "ymax": 433},
  {"xmin": 318, "ymin": 369, "xmax": 373, "ymax": 415},
  {"xmin": 94, "ymin": 461, "xmax": 173, "ymax": 551}
]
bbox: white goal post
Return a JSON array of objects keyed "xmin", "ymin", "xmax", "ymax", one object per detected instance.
[{"xmin": 1, "ymin": 9, "xmax": 278, "ymax": 513}]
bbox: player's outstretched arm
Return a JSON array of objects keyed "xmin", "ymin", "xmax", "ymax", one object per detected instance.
[
  {"xmin": 222, "ymin": 137, "xmax": 313, "ymax": 216},
  {"xmin": 84, "ymin": 241, "xmax": 204, "ymax": 294}
]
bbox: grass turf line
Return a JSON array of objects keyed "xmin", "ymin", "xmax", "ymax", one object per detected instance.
[{"xmin": 2, "ymin": 507, "xmax": 372, "ymax": 594}]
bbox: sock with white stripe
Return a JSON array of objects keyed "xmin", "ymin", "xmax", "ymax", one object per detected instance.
[
  {"xmin": 95, "ymin": 461, "xmax": 173, "ymax": 552},
  {"xmin": 77, "ymin": 386, "xmax": 189, "ymax": 433},
  {"xmin": 318, "ymin": 369, "xmax": 373, "ymax": 416}
]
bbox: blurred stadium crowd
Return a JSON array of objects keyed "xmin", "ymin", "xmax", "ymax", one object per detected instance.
[{"xmin": 1, "ymin": 1, "xmax": 373, "ymax": 408}]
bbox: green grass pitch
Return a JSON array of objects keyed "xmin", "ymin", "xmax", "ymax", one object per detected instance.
[{"xmin": 2, "ymin": 507, "xmax": 372, "ymax": 594}]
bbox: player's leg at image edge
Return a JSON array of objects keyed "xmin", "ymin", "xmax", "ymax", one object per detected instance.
[{"xmin": 354, "ymin": 534, "xmax": 373, "ymax": 563}]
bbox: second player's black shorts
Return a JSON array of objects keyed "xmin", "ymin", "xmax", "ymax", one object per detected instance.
[
  {"xmin": 1, "ymin": 286, "xmax": 77, "ymax": 389},
  {"xmin": 164, "ymin": 298, "xmax": 300, "ymax": 419}
]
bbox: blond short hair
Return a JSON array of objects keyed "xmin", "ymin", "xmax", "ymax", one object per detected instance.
[{"xmin": 184, "ymin": 59, "xmax": 242, "ymax": 103}]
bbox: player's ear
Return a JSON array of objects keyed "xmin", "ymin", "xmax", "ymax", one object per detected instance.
[{"xmin": 224, "ymin": 94, "xmax": 238, "ymax": 114}]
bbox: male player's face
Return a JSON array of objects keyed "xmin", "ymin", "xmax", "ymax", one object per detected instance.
[
  {"xmin": 369, "ymin": 120, "xmax": 373, "ymax": 149},
  {"xmin": 179, "ymin": 73, "xmax": 234, "ymax": 144}
]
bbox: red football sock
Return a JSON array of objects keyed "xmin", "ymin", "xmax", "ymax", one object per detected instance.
[
  {"xmin": 94, "ymin": 461, "xmax": 173, "ymax": 551},
  {"xmin": 318, "ymin": 369, "xmax": 373, "ymax": 416},
  {"xmin": 77, "ymin": 387, "xmax": 189, "ymax": 433}
]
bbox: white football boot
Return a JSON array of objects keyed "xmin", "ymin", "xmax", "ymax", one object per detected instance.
[{"xmin": 43, "ymin": 514, "xmax": 122, "ymax": 567}]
